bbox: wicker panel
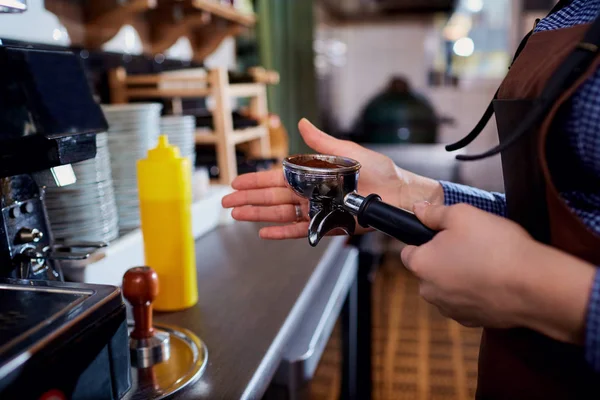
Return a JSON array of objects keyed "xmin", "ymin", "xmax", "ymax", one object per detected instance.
[{"xmin": 309, "ymin": 253, "xmax": 482, "ymax": 400}]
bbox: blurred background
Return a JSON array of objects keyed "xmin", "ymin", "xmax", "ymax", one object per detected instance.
[
  {"xmin": 0, "ymin": 0, "xmax": 555, "ymax": 193},
  {"xmin": 0, "ymin": 1, "xmax": 557, "ymax": 399}
]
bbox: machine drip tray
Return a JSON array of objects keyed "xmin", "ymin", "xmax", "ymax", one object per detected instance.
[
  {"xmin": 124, "ymin": 322, "xmax": 208, "ymax": 400},
  {"xmin": 0, "ymin": 287, "xmax": 89, "ymax": 351}
]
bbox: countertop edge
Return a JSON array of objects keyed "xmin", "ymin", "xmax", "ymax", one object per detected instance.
[{"xmin": 240, "ymin": 235, "xmax": 348, "ymax": 400}]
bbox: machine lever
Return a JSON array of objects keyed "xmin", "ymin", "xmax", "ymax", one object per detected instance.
[
  {"xmin": 52, "ymin": 241, "xmax": 108, "ymax": 251},
  {"xmin": 47, "ymin": 251, "xmax": 91, "ymax": 261}
]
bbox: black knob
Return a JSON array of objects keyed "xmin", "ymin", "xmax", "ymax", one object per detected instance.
[{"xmin": 16, "ymin": 228, "xmax": 44, "ymax": 244}]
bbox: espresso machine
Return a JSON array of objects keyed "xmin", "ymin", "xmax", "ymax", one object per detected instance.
[
  {"xmin": 0, "ymin": 4, "xmax": 132, "ymax": 397},
  {"xmin": 0, "ymin": 6, "xmax": 209, "ymax": 399}
]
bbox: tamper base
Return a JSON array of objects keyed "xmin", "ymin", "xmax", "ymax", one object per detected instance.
[{"xmin": 130, "ymin": 330, "xmax": 171, "ymax": 369}]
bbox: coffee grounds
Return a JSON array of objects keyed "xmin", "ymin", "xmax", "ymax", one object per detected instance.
[{"xmin": 293, "ymin": 158, "xmax": 345, "ymax": 169}]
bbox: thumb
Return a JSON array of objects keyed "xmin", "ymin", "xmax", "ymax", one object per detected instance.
[
  {"xmin": 298, "ymin": 118, "xmax": 352, "ymax": 156},
  {"xmin": 400, "ymin": 245, "xmax": 417, "ymax": 270},
  {"xmin": 413, "ymin": 201, "xmax": 450, "ymax": 231}
]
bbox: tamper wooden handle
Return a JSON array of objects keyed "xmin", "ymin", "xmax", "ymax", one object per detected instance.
[{"xmin": 123, "ymin": 266, "xmax": 159, "ymax": 340}]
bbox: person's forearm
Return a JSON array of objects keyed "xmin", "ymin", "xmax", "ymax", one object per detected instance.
[
  {"xmin": 395, "ymin": 167, "xmax": 445, "ymax": 210},
  {"xmin": 392, "ymin": 165, "xmax": 508, "ymax": 216},
  {"xmin": 512, "ymin": 242, "xmax": 597, "ymax": 345}
]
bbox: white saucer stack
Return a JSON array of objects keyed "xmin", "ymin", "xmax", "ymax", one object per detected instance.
[
  {"xmin": 101, "ymin": 103, "xmax": 163, "ymax": 234},
  {"xmin": 159, "ymin": 115, "xmax": 197, "ymax": 169},
  {"xmin": 45, "ymin": 132, "xmax": 120, "ymax": 243}
]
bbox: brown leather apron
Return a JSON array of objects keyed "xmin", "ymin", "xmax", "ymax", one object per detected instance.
[{"xmin": 472, "ymin": 23, "xmax": 600, "ymax": 399}]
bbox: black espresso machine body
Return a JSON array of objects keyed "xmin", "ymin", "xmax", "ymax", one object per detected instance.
[
  {"xmin": 0, "ymin": 20, "xmax": 131, "ymax": 400},
  {"xmin": 0, "ymin": 279, "xmax": 130, "ymax": 400}
]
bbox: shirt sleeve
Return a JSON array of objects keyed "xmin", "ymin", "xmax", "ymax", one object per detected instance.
[
  {"xmin": 586, "ymin": 269, "xmax": 600, "ymax": 372},
  {"xmin": 439, "ymin": 181, "xmax": 507, "ymax": 217}
]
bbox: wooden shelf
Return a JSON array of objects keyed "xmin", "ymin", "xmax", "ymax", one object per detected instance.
[
  {"xmin": 192, "ymin": 0, "xmax": 256, "ymax": 26},
  {"xmin": 188, "ymin": 19, "xmax": 244, "ymax": 63},
  {"xmin": 86, "ymin": 0, "xmax": 156, "ymax": 27},
  {"xmin": 123, "ymin": 78, "xmax": 264, "ymax": 100},
  {"xmin": 195, "ymin": 126, "xmax": 267, "ymax": 145},
  {"xmin": 109, "ymin": 67, "xmax": 273, "ymax": 185},
  {"xmin": 126, "ymin": 87, "xmax": 212, "ymax": 99},
  {"xmin": 231, "ymin": 126, "xmax": 268, "ymax": 144},
  {"xmin": 229, "ymin": 83, "xmax": 264, "ymax": 98},
  {"xmin": 46, "ymin": 0, "xmax": 256, "ymax": 62},
  {"xmin": 47, "ymin": 0, "xmax": 158, "ymax": 49},
  {"xmin": 148, "ymin": 8, "xmax": 211, "ymax": 54},
  {"xmin": 121, "ymin": 74, "xmax": 205, "ymax": 85}
]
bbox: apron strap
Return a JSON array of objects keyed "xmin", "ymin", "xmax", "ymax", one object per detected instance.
[
  {"xmin": 445, "ymin": 0, "xmax": 575, "ymax": 153},
  {"xmin": 457, "ymin": 11, "xmax": 600, "ymax": 161}
]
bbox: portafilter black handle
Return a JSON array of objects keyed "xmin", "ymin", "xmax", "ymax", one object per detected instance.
[{"xmin": 345, "ymin": 193, "xmax": 437, "ymax": 245}]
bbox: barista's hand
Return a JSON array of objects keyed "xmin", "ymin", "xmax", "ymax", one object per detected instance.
[
  {"xmin": 401, "ymin": 202, "xmax": 597, "ymax": 345},
  {"xmin": 221, "ymin": 118, "xmax": 443, "ymax": 239}
]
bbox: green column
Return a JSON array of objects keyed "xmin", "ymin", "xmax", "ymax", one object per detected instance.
[{"xmin": 256, "ymin": 0, "xmax": 319, "ymax": 154}]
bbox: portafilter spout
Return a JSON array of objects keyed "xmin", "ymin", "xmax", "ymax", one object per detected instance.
[{"xmin": 282, "ymin": 154, "xmax": 437, "ymax": 247}]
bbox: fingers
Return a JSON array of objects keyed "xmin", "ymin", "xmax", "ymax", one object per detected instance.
[
  {"xmin": 298, "ymin": 118, "xmax": 335, "ymax": 153},
  {"xmin": 400, "ymin": 245, "xmax": 418, "ymax": 271},
  {"xmin": 230, "ymin": 169, "xmax": 286, "ymax": 190},
  {"xmin": 412, "ymin": 201, "xmax": 450, "ymax": 231},
  {"xmin": 222, "ymin": 187, "xmax": 300, "ymax": 208},
  {"xmin": 457, "ymin": 320, "xmax": 481, "ymax": 328},
  {"xmin": 298, "ymin": 119, "xmax": 357, "ymax": 156},
  {"xmin": 437, "ymin": 305, "xmax": 481, "ymax": 327},
  {"xmin": 298, "ymin": 119, "xmax": 387, "ymax": 169},
  {"xmin": 231, "ymin": 205, "xmax": 303, "ymax": 223},
  {"xmin": 401, "ymin": 244, "xmax": 429, "ymax": 280},
  {"xmin": 259, "ymin": 222, "xmax": 310, "ymax": 239}
]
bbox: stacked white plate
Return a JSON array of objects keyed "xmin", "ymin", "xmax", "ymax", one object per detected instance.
[
  {"xmin": 101, "ymin": 103, "xmax": 163, "ymax": 234},
  {"xmin": 45, "ymin": 132, "xmax": 120, "ymax": 243},
  {"xmin": 159, "ymin": 115, "xmax": 197, "ymax": 168}
]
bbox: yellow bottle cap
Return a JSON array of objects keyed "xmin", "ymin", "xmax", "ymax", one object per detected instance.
[{"xmin": 147, "ymin": 135, "xmax": 180, "ymax": 161}]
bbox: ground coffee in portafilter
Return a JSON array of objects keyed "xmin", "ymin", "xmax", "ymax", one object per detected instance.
[{"xmin": 292, "ymin": 158, "xmax": 346, "ymax": 169}]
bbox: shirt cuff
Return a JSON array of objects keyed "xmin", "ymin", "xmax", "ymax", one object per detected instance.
[
  {"xmin": 586, "ymin": 268, "xmax": 600, "ymax": 372},
  {"xmin": 439, "ymin": 181, "xmax": 507, "ymax": 217}
]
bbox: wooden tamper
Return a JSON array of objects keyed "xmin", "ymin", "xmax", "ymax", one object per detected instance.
[{"xmin": 123, "ymin": 266, "xmax": 170, "ymax": 368}]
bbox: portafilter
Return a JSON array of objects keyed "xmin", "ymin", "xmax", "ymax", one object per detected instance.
[{"xmin": 282, "ymin": 154, "xmax": 437, "ymax": 247}]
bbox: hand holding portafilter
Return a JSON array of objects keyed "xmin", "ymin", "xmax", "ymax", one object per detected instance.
[{"xmin": 282, "ymin": 154, "xmax": 437, "ymax": 246}]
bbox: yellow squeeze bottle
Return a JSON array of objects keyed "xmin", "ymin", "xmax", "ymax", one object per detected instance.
[{"xmin": 136, "ymin": 135, "xmax": 198, "ymax": 311}]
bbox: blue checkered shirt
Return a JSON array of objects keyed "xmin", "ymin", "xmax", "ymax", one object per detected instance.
[{"xmin": 440, "ymin": 0, "xmax": 600, "ymax": 372}]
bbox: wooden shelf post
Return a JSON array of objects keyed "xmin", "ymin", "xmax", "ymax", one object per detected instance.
[
  {"xmin": 247, "ymin": 84, "xmax": 271, "ymax": 159},
  {"xmin": 209, "ymin": 68, "xmax": 238, "ymax": 185},
  {"xmin": 108, "ymin": 67, "xmax": 129, "ymax": 104}
]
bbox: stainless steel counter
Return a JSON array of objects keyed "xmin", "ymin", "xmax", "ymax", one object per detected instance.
[{"xmin": 153, "ymin": 221, "xmax": 349, "ymax": 400}]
